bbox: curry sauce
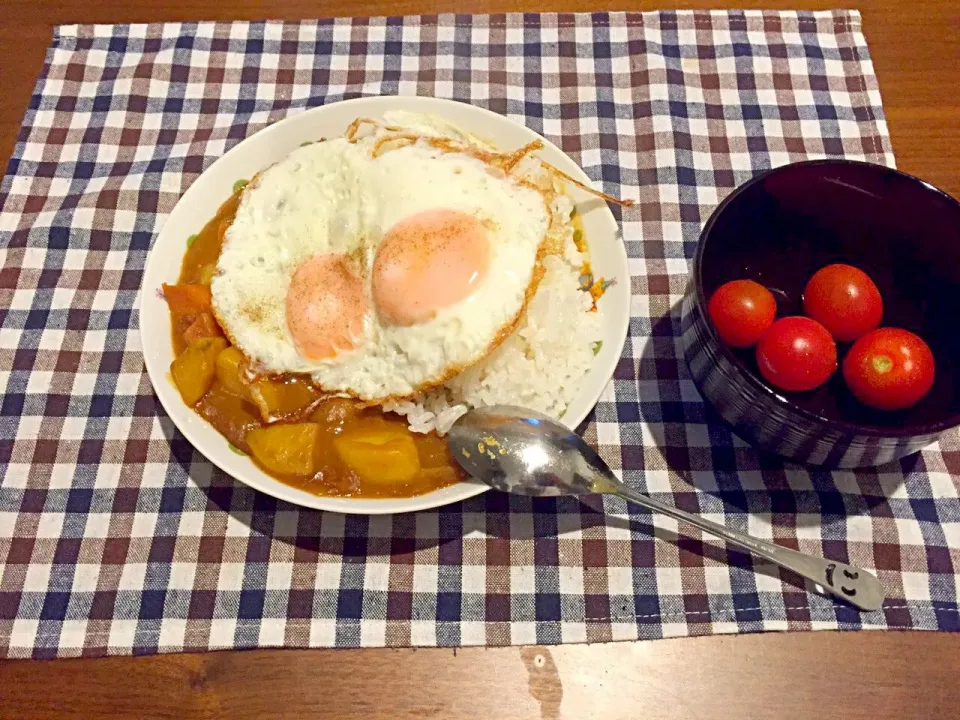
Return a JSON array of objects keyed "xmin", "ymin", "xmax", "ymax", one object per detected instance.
[{"xmin": 166, "ymin": 189, "xmax": 463, "ymax": 499}]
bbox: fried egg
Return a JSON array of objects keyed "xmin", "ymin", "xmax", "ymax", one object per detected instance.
[{"xmin": 211, "ymin": 115, "xmax": 558, "ymax": 402}]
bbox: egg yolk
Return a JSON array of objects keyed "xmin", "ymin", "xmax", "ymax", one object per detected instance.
[
  {"xmin": 372, "ymin": 209, "xmax": 490, "ymax": 326},
  {"xmin": 286, "ymin": 253, "xmax": 367, "ymax": 359}
]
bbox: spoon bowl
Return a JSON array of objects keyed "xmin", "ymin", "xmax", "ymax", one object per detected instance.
[{"xmin": 447, "ymin": 405, "xmax": 615, "ymax": 497}]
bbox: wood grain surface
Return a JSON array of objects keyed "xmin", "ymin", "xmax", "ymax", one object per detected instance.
[
  {"xmin": 1, "ymin": 1, "xmax": 959, "ymax": 718},
  {"xmin": 2, "ymin": 632, "xmax": 960, "ymax": 719}
]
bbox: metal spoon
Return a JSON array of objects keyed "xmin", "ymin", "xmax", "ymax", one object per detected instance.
[{"xmin": 448, "ymin": 405, "xmax": 884, "ymax": 612}]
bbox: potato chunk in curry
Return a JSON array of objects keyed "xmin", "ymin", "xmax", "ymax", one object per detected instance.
[
  {"xmin": 247, "ymin": 423, "xmax": 320, "ymax": 476},
  {"xmin": 171, "ymin": 337, "xmax": 228, "ymax": 406},
  {"xmin": 249, "ymin": 376, "xmax": 322, "ymax": 423},
  {"xmin": 334, "ymin": 427, "xmax": 421, "ymax": 484},
  {"xmin": 215, "ymin": 346, "xmax": 251, "ymax": 399}
]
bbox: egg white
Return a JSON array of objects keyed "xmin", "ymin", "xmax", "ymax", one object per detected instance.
[{"xmin": 211, "ymin": 121, "xmax": 551, "ymax": 401}]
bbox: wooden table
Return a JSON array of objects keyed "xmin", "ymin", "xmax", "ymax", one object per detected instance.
[{"xmin": 1, "ymin": 1, "xmax": 958, "ymax": 718}]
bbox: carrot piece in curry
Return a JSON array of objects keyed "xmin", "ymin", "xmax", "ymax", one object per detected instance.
[{"xmin": 163, "ymin": 283, "xmax": 213, "ymax": 314}]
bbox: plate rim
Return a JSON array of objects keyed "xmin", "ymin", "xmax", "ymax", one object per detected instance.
[{"xmin": 139, "ymin": 96, "xmax": 630, "ymax": 515}]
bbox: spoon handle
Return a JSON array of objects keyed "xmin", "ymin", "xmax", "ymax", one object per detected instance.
[{"xmin": 612, "ymin": 484, "xmax": 884, "ymax": 612}]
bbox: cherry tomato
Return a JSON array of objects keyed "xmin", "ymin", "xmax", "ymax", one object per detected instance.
[
  {"xmin": 707, "ymin": 280, "xmax": 777, "ymax": 348},
  {"xmin": 756, "ymin": 316, "xmax": 837, "ymax": 392},
  {"xmin": 802, "ymin": 264, "xmax": 883, "ymax": 342},
  {"xmin": 842, "ymin": 328, "xmax": 935, "ymax": 410}
]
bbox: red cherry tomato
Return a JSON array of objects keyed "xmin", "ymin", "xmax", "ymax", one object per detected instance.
[
  {"xmin": 756, "ymin": 316, "xmax": 837, "ymax": 392},
  {"xmin": 842, "ymin": 328, "xmax": 935, "ymax": 410},
  {"xmin": 802, "ymin": 264, "xmax": 883, "ymax": 342},
  {"xmin": 707, "ymin": 280, "xmax": 777, "ymax": 348}
]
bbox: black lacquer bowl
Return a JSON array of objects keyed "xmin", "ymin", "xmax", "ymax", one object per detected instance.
[{"xmin": 681, "ymin": 160, "xmax": 960, "ymax": 468}]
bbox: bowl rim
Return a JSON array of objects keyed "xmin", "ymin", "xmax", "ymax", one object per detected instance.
[
  {"xmin": 693, "ymin": 157, "xmax": 960, "ymax": 439},
  {"xmin": 139, "ymin": 95, "xmax": 631, "ymax": 514}
]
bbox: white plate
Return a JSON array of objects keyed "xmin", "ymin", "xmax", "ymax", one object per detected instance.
[{"xmin": 140, "ymin": 96, "xmax": 630, "ymax": 514}]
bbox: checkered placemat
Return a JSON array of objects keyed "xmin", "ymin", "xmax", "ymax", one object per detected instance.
[{"xmin": 1, "ymin": 10, "xmax": 958, "ymax": 659}]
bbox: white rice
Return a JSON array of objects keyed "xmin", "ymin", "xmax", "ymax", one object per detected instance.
[{"xmin": 384, "ymin": 194, "xmax": 603, "ymax": 435}]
